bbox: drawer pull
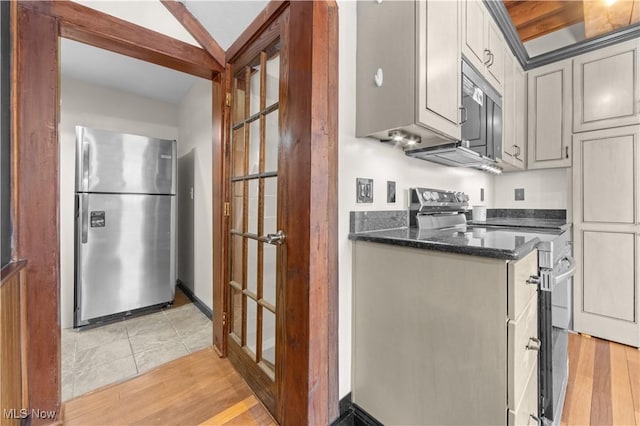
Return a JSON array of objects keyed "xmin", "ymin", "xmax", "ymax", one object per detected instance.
[
  {"xmin": 526, "ymin": 337, "xmax": 541, "ymax": 351},
  {"xmin": 526, "ymin": 275, "xmax": 540, "ymax": 286}
]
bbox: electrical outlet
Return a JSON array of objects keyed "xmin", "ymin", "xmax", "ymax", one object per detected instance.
[
  {"xmin": 387, "ymin": 181, "xmax": 396, "ymax": 203},
  {"xmin": 356, "ymin": 178, "xmax": 373, "ymax": 203},
  {"xmin": 515, "ymin": 188, "xmax": 525, "ymax": 201}
]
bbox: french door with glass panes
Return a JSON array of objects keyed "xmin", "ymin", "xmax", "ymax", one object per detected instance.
[{"xmin": 227, "ymin": 30, "xmax": 282, "ymax": 415}]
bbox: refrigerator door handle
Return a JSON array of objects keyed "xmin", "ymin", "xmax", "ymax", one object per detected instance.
[
  {"xmin": 82, "ymin": 141, "xmax": 90, "ymax": 191},
  {"xmin": 81, "ymin": 193, "xmax": 88, "ymax": 244}
]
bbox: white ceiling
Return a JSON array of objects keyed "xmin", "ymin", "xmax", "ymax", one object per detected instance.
[
  {"xmin": 185, "ymin": 0, "xmax": 269, "ymax": 50},
  {"xmin": 60, "ymin": 1, "xmax": 268, "ymax": 104}
]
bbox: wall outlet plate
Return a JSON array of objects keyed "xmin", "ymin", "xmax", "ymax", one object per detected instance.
[
  {"xmin": 515, "ymin": 188, "xmax": 525, "ymax": 201},
  {"xmin": 387, "ymin": 181, "xmax": 396, "ymax": 203},
  {"xmin": 356, "ymin": 178, "xmax": 373, "ymax": 203}
]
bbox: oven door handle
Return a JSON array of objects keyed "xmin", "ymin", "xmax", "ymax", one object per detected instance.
[{"xmin": 555, "ymin": 255, "xmax": 576, "ymax": 283}]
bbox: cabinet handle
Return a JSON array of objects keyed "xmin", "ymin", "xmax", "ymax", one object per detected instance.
[
  {"xmin": 484, "ymin": 49, "xmax": 492, "ymax": 65},
  {"xmin": 526, "ymin": 337, "xmax": 541, "ymax": 351},
  {"xmin": 459, "ymin": 106, "xmax": 467, "ymax": 124},
  {"xmin": 565, "ymin": 146, "xmax": 569, "ymax": 159},
  {"xmin": 514, "ymin": 145, "xmax": 521, "ymax": 158},
  {"xmin": 526, "ymin": 275, "xmax": 540, "ymax": 286},
  {"xmin": 374, "ymin": 68, "xmax": 384, "ymax": 87},
  {"xmin": 529, "ymin": 414, "xmax": 540, "ymax": 425},
  {"xmin": 488, "ymin": 51, "xmax": 495, "ymax": 67}
]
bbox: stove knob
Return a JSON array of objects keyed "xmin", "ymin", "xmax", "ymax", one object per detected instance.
[{"xmin": 422, "ymin": 191, "xmax": 432, "ymax": 201}]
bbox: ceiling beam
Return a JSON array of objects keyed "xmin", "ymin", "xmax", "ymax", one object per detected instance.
[
  {"xmin": 160, "ymin": 0, "xmax": 226, "ymax": 68},
  {"xmin": 21, "ymin": 0, "xmax": 221, "ymax": 79}
]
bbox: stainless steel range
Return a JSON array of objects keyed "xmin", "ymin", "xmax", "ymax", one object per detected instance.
[{"xmin": 409, "ymin": 188, "xmax": 575, "ymax": 426}]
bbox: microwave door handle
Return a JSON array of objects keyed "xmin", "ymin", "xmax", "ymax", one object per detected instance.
[{"xmin": 555, "ymin": 255, "xmax": 576, "ymax": 283}]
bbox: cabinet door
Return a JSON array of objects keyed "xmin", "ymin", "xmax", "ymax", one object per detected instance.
[
  {"xmin": 573, "ymin": 125, "xmax": 640, "ymax": 347},
  {"xmin": 527, "ymin": 59, "xmax": 572, "ymax": 169},
  {"xmin": 417, "ymin": 0, "xmax": 461, "ymax": 140},
  {"xmin": 461, "ymin": 0, "xmax": 486, "ymax": 73},
  {"xmin": 514, "ymin": 63, "xmax": 527, "ymax": 168},
  {"xmin": 573, "ymin": 39, "xmax": 640, "ymax": 133},
  {"xmin": 501, "ymin": 52, "xmax": 517, "ymax": 167},
  {"xmin": 486, "ymin": 20, "xmax": 504, "ymax": 91}
]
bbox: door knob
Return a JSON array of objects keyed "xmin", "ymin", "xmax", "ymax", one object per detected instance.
[{"xmin": 259, "ymin": 230, "xmax": 286, "ymax": 245}]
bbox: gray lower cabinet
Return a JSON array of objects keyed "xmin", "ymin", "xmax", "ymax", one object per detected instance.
[
  {"xmin": 352, "ymin": 242, "xmax": 538, "ymax": 425},
  {"xmin": 356, "ymin": 0, "xmax": 461, "ymax": 144},
  {"xmin": 573, "ymin": 39, "xmax": 640, "ymax": 133},
  {"xmin": 527, "ymin": 59, "xmax": 572, "ymax": 169}
]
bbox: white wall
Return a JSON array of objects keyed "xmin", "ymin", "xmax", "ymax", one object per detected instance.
[
  {"xmin": 337, "ymin": 0, "xmax": 496, "ymax": 398},
  {"xmin": 176, "ymin": 80, "xmax": 214, "ymax": 310},
  {"xmin": 493, "ymin": 168, "xmax": 570, "ymax": 210},
  {"xmin": 74, "ymin": 0, "xmax": 199, "ymax": 47},
  {"xmin": 59, "ymin": 76, "xmax": 179, "ymax": 329}
]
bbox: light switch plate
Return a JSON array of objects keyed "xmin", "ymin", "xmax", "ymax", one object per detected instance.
[
  {"xmin": 356, "ymin": 178, "xmax": 373, "ymax": 203},
  {"xmin": 515, "ymin": 188, "xmax": 525, "ymax": 201},
  {"xmin": 387, "ymin": 181, "xmax": 396, "ymax": 203}
]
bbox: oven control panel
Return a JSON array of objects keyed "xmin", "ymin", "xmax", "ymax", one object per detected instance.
[{"xmin": 410, "ymin": 187, "xmax": 469, "ymax": 212}]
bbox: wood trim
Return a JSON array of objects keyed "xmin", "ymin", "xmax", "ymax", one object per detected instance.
[
  {"xmin": 212, "ymin": 72, "xmax": 229, "ymax": 356},
  {"xmin": 20, "ymin": 0, "xmax": 221, "ymax": 79},
  {"xmin": 13, "ymin": 5, "xmax": 60, "ymax": 423},
  {"xmin": 226, "ymin": 1, "xmax": 289, "ymax": 63},
  {"xmin": 276, "ymin": 1, "xmax": 339, "ymax": 424},
  {"xmin": 160, "ymin": 0, "xmax": 226, "ymax": 68},
  {"xmin": 0, "ymin": 260, "xmax": 26, "ymax": 285}
]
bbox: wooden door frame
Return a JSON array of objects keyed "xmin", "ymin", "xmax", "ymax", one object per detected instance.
[{"xmin": 12, "ymin": 1, "xmax": 338, "ymax": 424}]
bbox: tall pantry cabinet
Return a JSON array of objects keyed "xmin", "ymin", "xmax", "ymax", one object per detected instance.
[{"xmin": 572, "ymin": 39, "xmax": 640, "ymax": 347}]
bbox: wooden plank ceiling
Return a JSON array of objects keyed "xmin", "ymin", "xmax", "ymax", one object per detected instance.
[{"xmin": 504, "ymin": 0, "xmax": 640, "ymax": 43}]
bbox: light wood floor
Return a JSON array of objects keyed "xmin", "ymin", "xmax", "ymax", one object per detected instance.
[
  {"xmin": 62, "ymin": 347, "xmax": 276, "ymax": 426},
  {"xmin": 562, "ymin": 332, "xmax": 640, "ymax": 425}
]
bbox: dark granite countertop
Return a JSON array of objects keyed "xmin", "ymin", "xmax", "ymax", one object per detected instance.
[
  {"xmin": 468, "ymin": 217, "xmax": 570, "ymax": 231},
  {"xmin": 349, "ymin": 225, "xmax": 563, "ymax": 260}
]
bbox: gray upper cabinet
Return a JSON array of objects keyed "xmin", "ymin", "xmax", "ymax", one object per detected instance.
[
  {"xmin": 461, "ymin": 0, "xmax": 504, "ymax": 93},
  {"xmin": 527, "ymin": 59, "xmax": 572, "ymax": 169},
  {"xmin": 573, "ymin": 39, "xmax": 640, "ymax": 133},
  {"xmin": 500, "ymin": 52, "xmax": 526, "ymax": 171},
  {"xmin": 356, "ymin": 0, "xmax": 460, "ymax": 144}
]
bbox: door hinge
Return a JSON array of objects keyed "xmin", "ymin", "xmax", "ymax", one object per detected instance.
[
  {"xmin": 225, "ymin": 92, "xmax": 231, "ymax": 107},
  {"xmin": 222, "ymin": 312, "xmax": 227, "ymax": 326},
  {"xmin": 224, "ymin": 202, "xmax": 230, "ymax": 217}
]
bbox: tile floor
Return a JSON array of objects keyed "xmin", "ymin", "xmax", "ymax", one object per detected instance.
[{"xmin": 61, "ymin": 301, "xmax": 212, "ymax": 401}]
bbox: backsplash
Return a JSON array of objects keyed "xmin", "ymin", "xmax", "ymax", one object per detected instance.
[
  {"xmin": 465, "ymin": 208, "xmax": 566, "ymax": 220},
  {"xmin": 350, "ymin": 210, "xmax": 408, "ymax": 233}
]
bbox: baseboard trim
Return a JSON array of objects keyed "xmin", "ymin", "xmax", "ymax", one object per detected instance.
[
  {"xmin": 331, "ymin": 393, "xmax": 383, "ymax": 426},
  {"xmin": 176, "ymin": 281, "xmax": 213, "ymax": 320}
]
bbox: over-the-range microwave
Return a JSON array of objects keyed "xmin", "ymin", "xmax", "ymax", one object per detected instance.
[{"xmin": 405, "ymin": 59, "xmax": 503, "ymax": 173}]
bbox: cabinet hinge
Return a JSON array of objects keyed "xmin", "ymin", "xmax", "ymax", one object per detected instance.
[
  {"xmin": 222, "ymin": 312, "xmax": 227, "ymax": 326},
  {"xmin": 223, "ymin": 202, "xmax": 230, "ymax": 217},
  {"xmin": 225, "ymin": 92, "xmax": 231, "ymax": 107}
]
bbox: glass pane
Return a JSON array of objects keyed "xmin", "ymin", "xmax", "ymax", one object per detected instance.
[
  {"xmin": 264, "ymin": 177, "xmax": 277, "ymax": 234},
  {"xmin": 232, "ymin": 182, "xmax": 244, "ymax": 232},
  {"xmin": 263, "ymin": 244, "xmax": 276, "ymax": 308},
  {"xmin": 230, "ymin": 287, "xmax": 243, "ymax": 341},
  {"xmin": 233, "ymin": 77, "xmax": 247, "ymax": 124},
  {"xmin": 248, "ymin": 119, "xmax": 261, "ymax": 175},
  {"xmin": 247, "ymin": 238, "xmax": 258, "ymax": 295},
  {"xmin": 265, "ymin": 53, "xmax": 279, "ymax": 106},
  {"xmin": 265, "ymin": 111, "xmax": 278, "ymax": 173},
  {"xmin": 249, "ymin": 65, "xmax": 261, "ymax": 116},
  {"xmin": 231, "ymin": 235, "xmax": 243, "ymax": 286},
  {"xmin": 262, "ymin": 308, "xmax": 275, "ymax": 368},
  {"xmin": 232, "ymin": 127, "xmax": 245, "ymax": 177},
  {"xmin": 246, "ymin": 298, "xmax": 258, "ymax": 359},
  {"xmin": 248, "ymin": 179, "xmax": 259, "ymax": 235}
]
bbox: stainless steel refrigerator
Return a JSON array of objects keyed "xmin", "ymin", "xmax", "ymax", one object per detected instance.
[{"xmin": 74, "ymin": 126, "xmax": 176, "ymax": 327}]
